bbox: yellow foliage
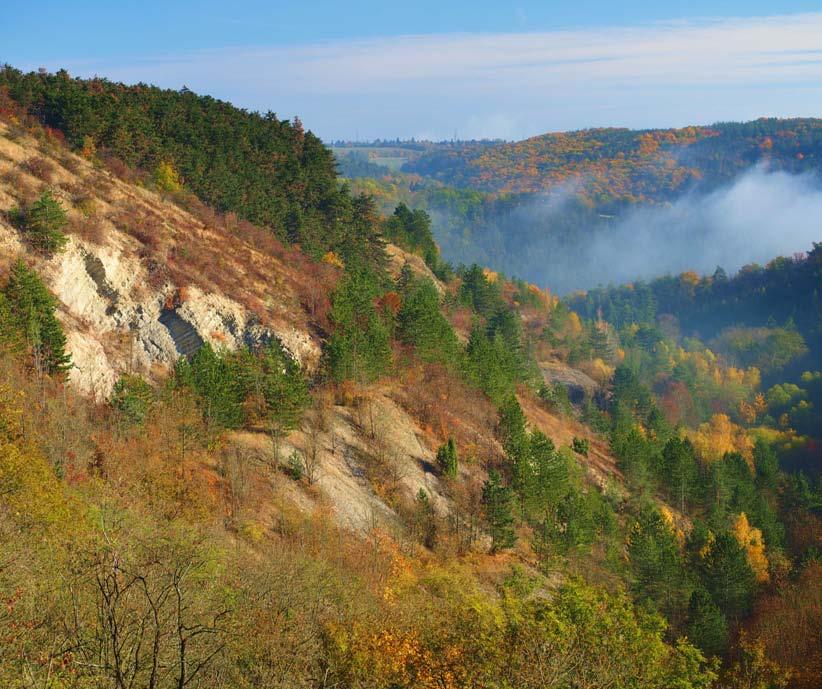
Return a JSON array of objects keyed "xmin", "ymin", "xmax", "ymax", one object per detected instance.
[
  {"xmin": 689, "ymin": 413, "xmax": 754, "ymax": 466},
  {"xmin": 567, "ymin": 311, "xmax": 583, "ymax": 337},
  {"xmin": 154, "ymin": 160, "xmax": 182, "ymax": 192},
  {"xmin": 732, "ymin": 513, "xmax": 770, "ymax": 583},
  {"xmin": 699, "ymin": 530, "xmax": 716, "ymax": 559},
  {"xmin": 739, "ymin": 400, "xmax": 757, "ymax": 425},
  {"xmin": 482, "ymin": 267, "xmax": 498, "ymax": 283},
  {"xmin": 579, "ymin": 357, "xmax": 614, "ymax": 385},
  {"xmin": 322, "ymin": 251, "xmax": 345, "ymax": 269}
]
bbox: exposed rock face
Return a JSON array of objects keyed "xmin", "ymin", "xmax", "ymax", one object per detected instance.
[
  {"xmin": 385, "ymin": 243, "xmax": 444, "ymax": 295},
  {"xmin": 45, "ymin": 237, "xmax": 320, "ymax": 399},
  {"xmin": 539, "ymin": 361, "xmax": 600, "ymax": 404},
  {"xmin": 0, "ymin": 122, "xmax": 322, "ymax": 401}
]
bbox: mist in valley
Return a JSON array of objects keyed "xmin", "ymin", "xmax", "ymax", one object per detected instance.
[{"xmin": 433, "ymin": 165, "xmax": 822, "ymax": 294}]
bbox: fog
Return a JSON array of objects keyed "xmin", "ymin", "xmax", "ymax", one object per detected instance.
[{"xmin": 435, "ymin": 166, "xmax": 822, "ymax": 294}]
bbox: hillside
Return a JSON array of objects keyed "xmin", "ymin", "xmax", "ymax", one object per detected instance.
[
  {"xmin": 0, "ymin": 71, "xmax": 819, "ymax": 689},
  {"xmin": 403, "ymin": 120, "xmax": 822, "ymax": 204}
]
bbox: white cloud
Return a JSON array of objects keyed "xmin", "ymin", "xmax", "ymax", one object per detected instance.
[{"xmin": 29, "ymin": 12, "xmax": 822, "ymax": 139}]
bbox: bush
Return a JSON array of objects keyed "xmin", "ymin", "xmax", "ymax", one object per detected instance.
[
  {"xmin": 21, "ymin": 156, "xmax": 56, "ymax": 182},
  {"xmin": 572, "ymin": 436, "xmax": 589, "ymax": 457},
  {"xmin": 287, "ymin": 450, "xmax": 304, "ymax": 480},
  {"xmin": 111, "ymin": 374, "xmax": 154, "ymax": 426}
]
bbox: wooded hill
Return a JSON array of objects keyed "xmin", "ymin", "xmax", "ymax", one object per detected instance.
[{"xmin": 0, "ymin": 67, "xmax": 819, "ymax": 689}]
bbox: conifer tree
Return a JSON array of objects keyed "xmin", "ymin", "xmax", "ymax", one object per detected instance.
[
  {"xmin": 3, "ymin": 260, "xmax": 71, "ymax": 374},
  {"xmin": 21, "ymin": 189, "xmax": 69, "ymax": 254},
  {"xmin": 699, "ymin": 532, "xmax": 757, "ymax": 619},
  {"xmin": 687, "ymin": 588, "xmax": 729, "ymax": 657},
  {"xmin": 482, "ymin": 469, "xmax": 517, "ymax": 552},
  {"xmin": 436, "ymin": 437, "xmax": 458, "ymax": 478}
]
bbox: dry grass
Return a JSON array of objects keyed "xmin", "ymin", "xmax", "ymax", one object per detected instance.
[{"xmin": 20, "ymin": 156, "xmax": 56, "ymax": 183}]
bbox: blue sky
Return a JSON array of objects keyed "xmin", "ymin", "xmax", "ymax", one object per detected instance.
[{"xmin": 5, "ymin": 2, "xmax": 822, "ymax": 140}]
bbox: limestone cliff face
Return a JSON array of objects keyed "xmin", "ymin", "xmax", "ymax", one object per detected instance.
[{"xmin": 0, "ymin": 122, "xmax": 322, "ymax": 399}]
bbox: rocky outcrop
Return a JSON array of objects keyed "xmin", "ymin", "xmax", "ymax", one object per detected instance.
[{"xmin": 539, "ymin": 361, "xmax": 600, "ymax": 404}]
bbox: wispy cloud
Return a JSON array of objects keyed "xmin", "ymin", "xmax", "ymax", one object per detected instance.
[{"xmin": 29, "ymin": 13, "xmax": 822, "ymax": 139}]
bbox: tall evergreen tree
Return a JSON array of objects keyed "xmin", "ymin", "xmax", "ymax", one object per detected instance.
[
  {"xmin": 482, "ymin": 469, "xmax": 517, "ymax": 552},
  {"xmin": 3, "ymin": 260, "xmax": 71, "ymax": 375},
  {"xmin": 436, "ymin": 437, "xmax": 458, "ymax": 478}
]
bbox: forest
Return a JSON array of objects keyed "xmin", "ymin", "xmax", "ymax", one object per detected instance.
[{"xmin": 0, "ymin": 66, "xmax": 819, "ymax": 688}]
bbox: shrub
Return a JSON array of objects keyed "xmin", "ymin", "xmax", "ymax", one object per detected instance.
[
  {"xmin": 572, "ymin": 436, "xmax": 589, "ymax": 457},
  {"xmin": 154, "ymin": 161, "xmax": 183, "ymax": 193},
  {"xmin": 287, "ymin": 450, "xmax": 304, "ymax": 480},
  {"xmin": 111, "ymin": 374, "xmax": 154, "ymax": 426},
  {"xmin": 21, "ymin": 156, "xmax": 56, "ymax": 182}
]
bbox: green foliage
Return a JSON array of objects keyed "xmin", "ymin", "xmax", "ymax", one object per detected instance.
[
  {"xmin": 2, "ymin": 260, "xmax": 71, "ymax": 374},
  {"xmin": 111, "ymin": 373, "xmax": 154, "ymax": 426},
  {"xmin": 254, "ymin": 340, "xmax": 311, "ymax": 433},
  {"xmin": 661, "ymin": 436, "xmax": 699, "ymax": 513},
  {"xmin": 482, "ymin": 469, "xmax": 517, "ymax": 552},
  {"xmin": 287, "ymin": 450, "xmax": 304, "ymax": 480},
  {"xmin": 458, "ymin": 264, "xmax": 503, "ymax": 318},
  {"xmin": 497, "ymin": 395, "xmax": 528, "ymax": 463},
  {"xmin": 0, "ymin": 67, "xmax": 391, "ymax": 262},
  {"xmin": 175, "ymin": 343, "xmax": 246, "ymax": 430},
  {"xmin": 436, "ymin": 437, "xmax": 458, "ymax": 478},
  {"xmin": 396, "ymin": 277, "xmax": 459, "ymax": 366},
  {"xmin": 697, "ymin": 531, "xmax": 757, "ymax": 619},
  {"xmin": 384, "ymin": 203, "xmax": 439, "ymax": 268},
  {"xmin": 711, "ymin": 326, "xmax": 808, "ymax": 375},
  {"xmin": 571, "ymin": 436, "xmax": 589, "ymax": 457},
  {"xmin": 413, "ymin": 488, "xmax": 438, "ymax": 549},
  {"xmin": 173, "ymin": 339, "xmax": 309, "ymax": 433},
  {"xmin": 464, "ymin": 325, "xmax": 521, "ymax": 405},
  {"xmin": 20, "ymin": 189, "xmax": 69, "ymax": 254},
  {"xmin": 628, "ymin": 504, "xmax": 689, "ymax": 618},
  {"xmin": 326, "ymin": 268, "xmax": 392, "ymax": 383},
  {"xmin": 538, "ymin": 381, "xmax": 572, "ymax": 415},
  {"xmin": 687, "ymin": 587, "xmax": 729, "ymax": 657}
]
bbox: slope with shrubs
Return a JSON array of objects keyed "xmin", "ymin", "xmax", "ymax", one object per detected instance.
[{"xmin": 0, "ymin": 68, "xmax": 817, "ymax": 688}]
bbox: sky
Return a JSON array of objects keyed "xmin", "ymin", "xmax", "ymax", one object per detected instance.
[{"xmin": 5, "ymin": 1, "xmax": 822, "ymax": 141}]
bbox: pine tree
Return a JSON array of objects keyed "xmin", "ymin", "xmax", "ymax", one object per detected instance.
[
  {"xmin": 21, "ymin": 190, "xmax": 69, "ymax": 254},
  {"xmin": 628, "ymin": 504, "xmax": 688, "ymax": 617},
  {"xmin": 436, "ymin": 437, "xmax": 458, "ymax": 478},
  {"xmin": 3, "ymin": 260, "xmax": 71, "ymax": 374},
  {"xmin": 327, "ymin": 269, "xmax": 392, "ymax": 383},
  {"xmin": 397, "ymin": 277, "xmax": 459, "ymax": 365},
  {"xmin": 699, "ymin": 532, "xmax": 757, "ymax": 619},
  {"xmin": 687, "ymin": 588, "xmax": 728, "ymax": 657},
  {"xmin": 482, "ymin": 469, "xmax": 517, "ymax": 552},
  {"xmin": 662, "ymin": 436, "xmax": 698, "ymax": 513}
]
